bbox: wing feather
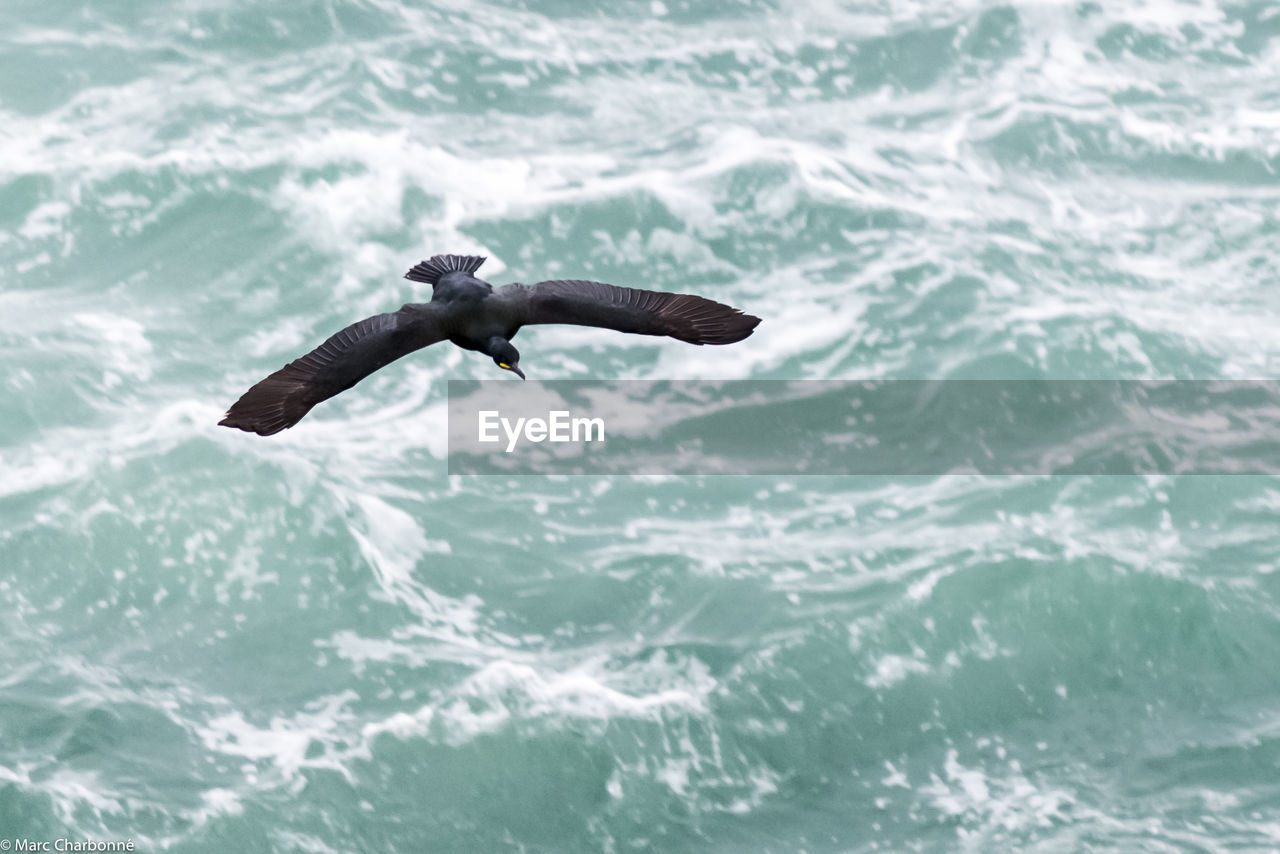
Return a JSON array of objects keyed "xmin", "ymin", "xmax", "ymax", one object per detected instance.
[
  {"xmin": 220, "ymin": 306, "xmax": 444, "ymax": 436},
  {"xmin": 507, "ymin": 279, "xmax": 760, "ymax": 345}
]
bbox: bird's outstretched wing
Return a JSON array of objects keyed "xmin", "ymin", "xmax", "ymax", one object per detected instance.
[
  {"xmin": 220, "ymin": 306, "xmax": 444, "ymax": 436},
  {"xmin": 505, "ymin": 279, "xmax": 760, "ymax": 345}
]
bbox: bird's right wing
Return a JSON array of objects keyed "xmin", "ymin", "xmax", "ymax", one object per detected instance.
[
  {"xmin": 506, "ymin": 279, "xmax": 760, "ymax": 345},
  {"xmin": 220, "ymin": 306, "xmax": 445, "ymax": 436}
]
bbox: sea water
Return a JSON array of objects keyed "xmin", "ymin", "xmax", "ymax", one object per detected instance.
[{"xmin": 3, "ymin": 1, "xmax": 1280, "ymax": 851}]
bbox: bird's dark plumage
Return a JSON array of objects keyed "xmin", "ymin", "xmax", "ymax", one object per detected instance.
[
  {"xmin": 507, "ymin": 279, "xmax": 761, "ymax": 345},
  {"xmin": 220, "ymin": 254, "xmax": 761, "ymax": 436},
  {"xmin": 403, "ymin": 254, "xmax": 487, "ymax": 286},
  {"xmin": 219, "ymin": 308, "xmax": 445, "ymax": 435}
]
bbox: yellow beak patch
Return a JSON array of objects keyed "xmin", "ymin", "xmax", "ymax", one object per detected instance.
[{"xmin": 499, "ymin": 362, "xmax": 510, "ymax": 369}]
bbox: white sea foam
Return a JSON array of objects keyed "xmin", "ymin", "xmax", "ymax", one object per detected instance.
[
  {"xmin": 72, "ymin": 312, "xmax": 154, "ymax": 383},
  {"xmin": 196, "ymin": 690, "xmax": 361, "ymax": 783},
  {"xmin": 920, "ymin": 748, "xmax": 1073, "ymax": 846},
  {"xmin": 865, "ymin": 652, "xmax": 931, "ymax": 688}
]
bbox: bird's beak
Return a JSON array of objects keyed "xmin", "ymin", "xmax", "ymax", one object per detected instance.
[{"xmin": 512, "ymin": 365, "xmax": 526, "ymax": 380}]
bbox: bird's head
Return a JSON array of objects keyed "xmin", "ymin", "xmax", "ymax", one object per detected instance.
[{"xmin": 491, "ymin": 341, "xmax": 525, "ymax": 379}]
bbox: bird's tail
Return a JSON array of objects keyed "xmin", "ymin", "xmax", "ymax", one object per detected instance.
[{"xmin": 404, "ymin": 254, "xmax": 486, "ymax": 286}]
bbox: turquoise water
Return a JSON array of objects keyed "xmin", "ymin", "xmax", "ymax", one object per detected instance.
[{"xmin": 4, "ymin": 1, "xmax": 1280, "ymax": 850}]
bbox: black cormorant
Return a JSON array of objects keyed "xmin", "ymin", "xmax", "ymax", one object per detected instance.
[{"xmin": 219, "ymin": 254, "xmax": 761, "ymax": 436}]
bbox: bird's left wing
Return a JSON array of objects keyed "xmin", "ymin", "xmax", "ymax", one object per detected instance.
[
  {"xmin": 503, "ymin": 279, "xmax": 760, "ymax": 345},
  {"xmin": 220, "ymin": 305, "xmax": 445, "ymax": 436}
]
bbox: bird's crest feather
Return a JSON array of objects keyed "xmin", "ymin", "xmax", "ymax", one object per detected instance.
[{"xmin": 404, "ymin": 254, "xmax": 486, "ymax": 286}]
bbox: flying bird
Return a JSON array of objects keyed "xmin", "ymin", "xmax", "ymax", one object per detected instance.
[{"xmin": 219, "ymin": 254, "xmax": 761, "ymax": 436}]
